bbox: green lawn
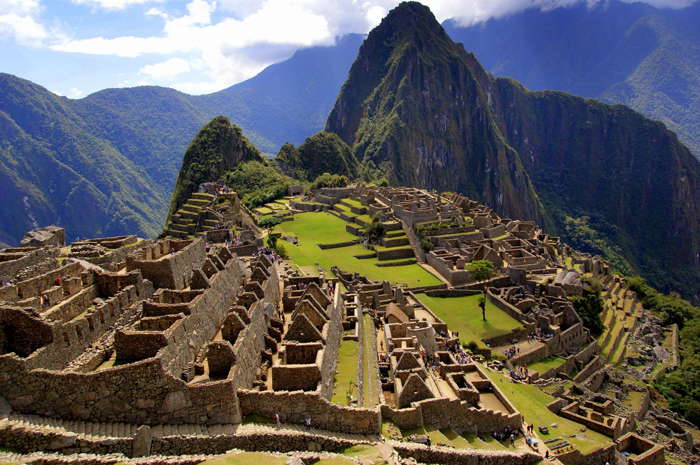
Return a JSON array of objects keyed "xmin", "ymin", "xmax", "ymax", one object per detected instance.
[
  {"xmin": 415, "ymin": 293, "xmax": 522, "ymax": 347},
  {"xmin": 332, "ymin": 340, "xmax": 359, "ymax": 405},
  {"xmin": 274, "ymin": 212, "xmax": 441, "ymax": 287},
  {"xmin": 483, "ymin": 369, "xmax": 612, "ymax": 455},
  {"xmin": 528, "ymin": 355, "xmax": 567, "ymax": 375}
]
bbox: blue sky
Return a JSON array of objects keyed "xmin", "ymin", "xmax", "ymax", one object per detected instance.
[{"xmin": 0, "ymin": 0, "xmax": 696, "ymax": 98}]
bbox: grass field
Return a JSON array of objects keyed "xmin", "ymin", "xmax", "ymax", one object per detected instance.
[
  {"xmin": 273, "ymin": 212, "xmax": 441, "ymax": 287},
  {"xmin": 527, "ymin": 355, "xmax": 567, "ymax": 375},
  {"xmin": 415, "ymin": 293, "xmax": 522, "ymax": 347},
  {"xmin": 483, "ymin": 368, "xmax": 612, "ymax": 454},
  {"xmin": 331, "ymin": 340, "xmax": 359, "ymax": 405}
]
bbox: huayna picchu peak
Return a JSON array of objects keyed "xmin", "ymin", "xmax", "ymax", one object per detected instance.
[{"xmin": 326, "ymin": 1, "xmax": 700, "ymax": 301}]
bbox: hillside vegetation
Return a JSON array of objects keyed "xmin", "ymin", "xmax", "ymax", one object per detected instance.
[{"xmin": 325, "ymin": 1, "xmax": 700, "ymax": 301}]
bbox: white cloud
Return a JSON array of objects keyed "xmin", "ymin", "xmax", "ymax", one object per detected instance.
[
  {"xmin": 0, "ymin": 0, "xmax": 47, "ymax": 45},
  {"xmin": 68, "ymin": 87, "xmax": 83, "ymax": 98},
  {"xmin": 36, "ymin": 0, "xmax": 700, "ymax": 94},
  {"xmin": 68, "ymin": 0, "xmax": 164, "ymax": 11},
  {"xmin": 140, "ymin": 57, "xmax": 192, "ymax": 79}
]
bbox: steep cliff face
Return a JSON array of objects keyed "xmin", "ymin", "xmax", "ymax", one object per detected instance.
[
  {"xmin": 167, "ymin": 116, "xmax": 265, "ymax": 221},
  {"xmin": 325, "ymin": 1, "xmax": 700, "ymax": 298},
  {"xmin": 494, "ymin": 80, "xmax": 700, "ymax": 295},
  {"xmin": 325, "ymin": 2, "xmax": 547, "ymax": 225}
]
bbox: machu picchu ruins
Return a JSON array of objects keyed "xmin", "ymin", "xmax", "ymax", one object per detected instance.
[{"xmin": 0, "ymin": 181, "xmax": 693, "ymax": 465}]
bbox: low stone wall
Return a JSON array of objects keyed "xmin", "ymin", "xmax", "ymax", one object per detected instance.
[
  {"xmin": 393, "ymin": 443, "xmax": 541, "ymax": 465},
  {"xmin": 289, "ymin": 201, "xmax": 329, "ymax": 212},
  {"xmin": 374, "ymin": 259, "xmax": 417, "ymax": 267},
  {"xmin": 574, "ymin": 354, "xmax": 604, "ymax": 384},
  {"xmin": 636, "ymin": 389, "xmax": 651, "ymax": 421},
  {"xmin": 238, "ymin": 390, "xmax": 380, "ymax": 434},
  {"xmin": 317, "ymin": 241, "xmax": 357, "ymax": 250},
  {"xmin": 552, "ymin": 443, "xmax": 617, "ymax": 465},
  {"xmin": 0, "ymin": 420, "xmax": 363, "ymax": 458},
  {"xmin": 425, "ymin": 289, "xmax": 481, "ymax": 297},
  {"xmin": 486, "ymin": 290, "xmax": 527, "ymax": 326},
  {"xmin": 374, "ymin": 247, "xmax": 415, "ymax": 261}
]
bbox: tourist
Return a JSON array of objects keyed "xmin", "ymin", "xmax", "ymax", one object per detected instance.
[
  {"xmin": 305, "ymin": 417, "xmax": 311, "ymax": 432},
  {"xmin": 170, "ymin": 248, "xmax": 175, "ymax": 255},
  {"xmin": 275, "ymin": 413, "xmax": 280, "ymax": 430}
]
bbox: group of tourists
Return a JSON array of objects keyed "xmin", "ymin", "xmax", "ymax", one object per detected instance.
[
  {"xmin": 509, "ymin": 364, "xmax": 528, "ymax": 381},
  {"xmin": 492, "ymin": 424, "xmax": 520, "ymax": 444},
  {"xmin": 504, "ymin": 345, "xmax": 520, "ymax": 360}
]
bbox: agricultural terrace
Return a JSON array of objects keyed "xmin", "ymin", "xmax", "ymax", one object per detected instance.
[
  {"xmin": 415, "ymin": 293, "xmax": 522, "ymax": 348},
  {"xmin": 273, "ymin": 212, "xmax": 442, "ymax": 287},
  {"xmin": 484, "ymin": 369, "xmax": 612, "ymax": 455}
]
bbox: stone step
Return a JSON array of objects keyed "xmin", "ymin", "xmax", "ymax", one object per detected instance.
[
  {"xmin": 189, "ymin": 198, "xmax": 210, "ymax": 207},
  {"xmin": 193, "ymin": 193, "xmax": 215, "ymax": 201}
]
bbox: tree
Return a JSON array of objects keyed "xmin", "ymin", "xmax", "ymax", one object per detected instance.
[
  {"xmin": 478, "ymin": 296, "xmax": 487, "ymax": 321},
  {"xmin": 361, "ymin": 214, "xmax": 386, "ymax": 244},
  {"xmin": 465, "ymin": 260, "xmax": 495, "ymax": 282}
]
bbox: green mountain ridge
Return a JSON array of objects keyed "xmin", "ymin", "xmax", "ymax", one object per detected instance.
[
  {"xmin": 325, "ymin": 1, "xmax": 700, "ymax": 299},
  {"xmin": 167, "ymin": 116, "xmax": 266, "ymax": 221},
  {"xmin": 0, "ymin": 35, "xmax": 363, "ymax": 246}
]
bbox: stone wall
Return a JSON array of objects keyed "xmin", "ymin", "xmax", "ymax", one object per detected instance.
[
  {"xmin": 426, "ymin": 253, "xmax": 471, "ymax": 286},
  {"xmin": 0, "ymin": 247, "xmax": 59, "ymax": 284},
  {"xmin": 319, "ymin": 287, "xmax": 343, "ymax": 400},
  {"xmin": 0, "ymin": 256, "xmax": 248, "ymax": 426},
  {"xmin": 553, "ymin": 443, "xmax": 617, "ymax": 465},
  {"xmin": 127, "ymin": 240, "xmax": 206, "ymax": 290},
  {"xmin": 0, "ymin": 419, "xmax": 363, "ymax": 458},
  {"xmin": 393, "ymin": 443, "xmax": 541, "ymax": 465},
  {"xmin": 238, "ymin": 390, "xmax": 381, "ymax": 434}
]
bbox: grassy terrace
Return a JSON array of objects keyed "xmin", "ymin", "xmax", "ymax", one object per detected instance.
[
  {"xmin": 273, "ymin": 212, "xmax": 441, "ymax": 287},
  {"xmin": 528, "ymin": 355, "xmax": 567, "ymax": 375},
  {"xmin": 415, "ymin": 293, "xmax": 521, "ymax": 348},
  {"xmin": 331, "ymin": 340, "xmax": 359, "ymax": 405},
  {"xmin": 483, "ymin": 368, "xmax": 612, "ymax": 454}
]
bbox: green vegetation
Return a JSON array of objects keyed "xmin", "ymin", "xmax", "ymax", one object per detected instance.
[
  {"xmin": 465, "ymin": 260, "xmax": 495, "ymax": 282},
  {"xmin": 167, "ymin": 116, "xmax": 266, "ymax": 222},
  {"xmin": 225, "ymin": 160, "xmax": 294, "ymax": 209},
  {"xmin": 415, "ymin": 293, "xmax": 521, "ymax": 347},
  {"xmin": 483, "ymin": 369, "xmax": 612, "ymax": 454},
  {"xmin": 308, "ymin": 172, "xmax": 349, "ymax": 190},
  {"xmin": 331, "ymin": 340, "xmax": 359, "ymax": 405},
  {"xmin": 273, "ymin": 212, "xmax": 441, "ymax": 287},
  {"xmin": 527, "ymin": 355, "xmax": 567, "ymax": 375},
  {"xmin": 570, "ymin": 282, "xmax": 605, "ymax": 337},
  {"xmin": 360, "ymin": 214, "xmax": 387, "ymax": 243},
  {"xmin": 325, "ymin": 0, "xmax": 700, "ymax": 304},
  {"xmin": 276, "ymin": 132, "xmax": 359, "ymax": 182},
  {"xmin": 259, "ymin": 217, "xmax": 282, "ymax": 229},
  {"xmin": 265, "ymin": 235, "xmax": 287, "ymax": 258}
]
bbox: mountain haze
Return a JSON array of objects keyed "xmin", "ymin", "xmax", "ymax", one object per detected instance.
[{"xmin": 326, "ymin": 1, "xmax": 700, "ymax": 298}]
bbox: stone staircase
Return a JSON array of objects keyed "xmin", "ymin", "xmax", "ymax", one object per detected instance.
[{"xmin": 166, "ymin": 193, "xmax": 217, "ymax": 239}]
